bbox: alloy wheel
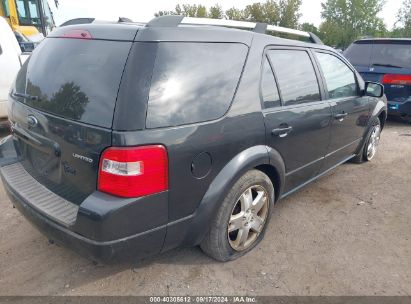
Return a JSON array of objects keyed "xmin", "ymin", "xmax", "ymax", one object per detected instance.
[
  {"xmin": 366, "ymin": 124, "xmax": 381, "ymax": 161},
  {"xmin": 227, "ymin": 185, "xmax": 269, "ymax": 251}
]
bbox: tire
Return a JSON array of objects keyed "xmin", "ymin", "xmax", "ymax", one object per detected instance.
[
  {"xmin": 352, "ymin": 117, "xmax": 381, "ymax": 163},
  {"xmin": 200, "ymin": 169, "xmax": 275, "ymax": 262}
]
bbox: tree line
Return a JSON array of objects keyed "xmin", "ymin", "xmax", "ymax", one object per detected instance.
[{"xmin": 155, "ymin": 0, "xmax": 411, "ymax": 48}]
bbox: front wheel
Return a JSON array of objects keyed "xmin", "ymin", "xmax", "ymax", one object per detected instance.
[
  {"xmin": 352, "ymin": 118, "xmax": 381, "ymax": 163},
  {"xmin": 364, "ymin": 120, "xmax": 381, "ymax": 161},
  {"xmin": 200, "ymin": 170, "xmax": 274, "ymax": 262}
]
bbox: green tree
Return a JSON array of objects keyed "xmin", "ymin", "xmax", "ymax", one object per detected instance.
[
  {"xmin": 300, "ymin": 22, "xmax": 320, "ymax": 36},
  {"xmin": 242, "ymin": 0, "xmax": 280, "ymax": 24},
  {"xmin": 278, "ymin": 0, "xmax": 302, "ymax": 28},
  {"xmin": 154, "ymin": 1, "xmax": 303, "ymax": 33},
  {"xmin": 209, "ymin": 4, "xmax": 224, "ymax": 19},
  {"xmin": 392, "ymin": 0, "xmax": 411, "ymax": 37},
  {"xmin": 320, "ymin": 0, "xmax": 387, "ymax": 48},
  {"xmin": 155, "ymin": 4, "xmax": 207, "ymax": 18},
  {"xmin": 225, "ymin": 7, "xmax": 245, "ymax": 20}
]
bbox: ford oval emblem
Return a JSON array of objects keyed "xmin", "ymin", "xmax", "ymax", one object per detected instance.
[{"xmin": 27, "ymin": 115, "xmax": 38, "ymax": 127}]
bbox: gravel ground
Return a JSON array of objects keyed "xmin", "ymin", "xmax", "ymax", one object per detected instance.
[{"xmin": 0, "ymin": 120, "xmax": 410, "ymax": 296}]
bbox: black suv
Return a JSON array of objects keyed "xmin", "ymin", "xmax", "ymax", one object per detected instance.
[{"xmin": 0, "ymin": 16, "xmax": 386, "ymax": 262}]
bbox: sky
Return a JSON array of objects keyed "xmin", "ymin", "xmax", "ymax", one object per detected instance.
[{"xmin": 50, "ymin": 0, "xmax": 400, "ymax": 30}]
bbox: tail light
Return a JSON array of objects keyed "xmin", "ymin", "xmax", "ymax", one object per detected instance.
[
  {"xmin": 59, "ymin": 29, "xmax": 92, "ymax": 39},
  {"xmin": 382, "ymin": 74, "xmax": 411, "ymax": 85},
  {"xmin": 98, "ymin": 145, "xmax": 168, "ymax": 198}
]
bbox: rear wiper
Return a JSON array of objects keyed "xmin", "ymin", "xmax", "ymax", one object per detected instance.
[
  {"xmin": 12, "ymin": 92, "xmax": 39, "ymax": 102},
  {"xmin": 371, "ymin": 63, "xmax": 403, "ymax": 69}
]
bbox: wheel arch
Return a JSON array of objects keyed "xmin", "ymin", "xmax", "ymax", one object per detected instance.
[
  {"xmin": 182, "ymin": 145, "xmax": 285, "ymax": 246},
  {"xmin": 371, "ymin": 99, "xmax": 387, "ymax": 130}
]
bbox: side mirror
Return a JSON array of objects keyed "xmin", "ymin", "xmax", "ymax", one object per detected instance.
[{"xmin": 365, "ymin": 82, "xmax": 384, "ymax": 98}]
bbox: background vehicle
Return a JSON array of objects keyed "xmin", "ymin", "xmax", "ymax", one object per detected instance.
[
  {"xmin": 0, "ymin": 16, "xmax": 386, "ymax": 263},
  {"xmin": 344, "ymin": 39, "xmax": 411, "ymax": 122},
  {"xmin": 0, "ymin": 0, "xmax": 56, "ymax": 41},
  {"xmin": 0, "ymin": 17, "xmax": 29, "ymax": 124}
]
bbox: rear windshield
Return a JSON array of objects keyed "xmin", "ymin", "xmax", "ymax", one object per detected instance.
[
  {"xmin": 344, "ymin": 42, "xmax": 372, "ymax": 66},
  {"xmin": 22, "ymin": 38, "xmax": 132, "ymax": 128},
  {"xmin": 344, "ymin": 41, "xmax": 411, "ymax": 69},
  {"xmin": 146, "ymin": 42, "xmax": 248, "ymax": 128},
  {"xmin": 371, "ymin": 41, "xmax": 411, "ymax": 69}
]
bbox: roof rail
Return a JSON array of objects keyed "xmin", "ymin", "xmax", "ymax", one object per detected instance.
[{"xmin": 146, "ymin": 16, "xmax": 323, "ymax": 44}]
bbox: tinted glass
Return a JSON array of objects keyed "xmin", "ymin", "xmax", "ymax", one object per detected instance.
[
  {"xmin": 344, "ymin": 42, "xmax": 372, "ymax": 66},
  {"xmin": 268, "ymin": 50, "xmax": 320, "ymax": 105},
  {"xmin": 23, "ymin": 38, "xmax": 132, "ymax": 128},
  {"xmin": 371, "ymin": 42, "xmax": 411, "ymax": 69},
  {"xmin": 316, "ymin": 52, "xmax": 357, "ymax": 99},
  {"xmin": 261, "ymin": 57, "xmax": 280, "ymax": 108},
  {"xmin": 146, "ymin": 42, "xmax": 248, "ymax": 128}
]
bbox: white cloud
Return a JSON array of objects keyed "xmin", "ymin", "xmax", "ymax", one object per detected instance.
[{"xmin": 51, "ymin": 0, "xmax": 399, "ymax": 29}]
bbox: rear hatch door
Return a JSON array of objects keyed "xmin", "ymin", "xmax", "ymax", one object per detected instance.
[{"xmin": 9, "ymin": 30, "xmax": 134, "ymax": 205}]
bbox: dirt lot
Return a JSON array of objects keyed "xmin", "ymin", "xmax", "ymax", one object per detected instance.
[{"xmin": 0, "ymin": 120, "xmax": 410, "ymax": 296}]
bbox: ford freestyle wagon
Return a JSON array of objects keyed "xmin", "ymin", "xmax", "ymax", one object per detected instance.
[{"xmin": 0, "ymin": 16, "xmax": 387, "ymax": 262}]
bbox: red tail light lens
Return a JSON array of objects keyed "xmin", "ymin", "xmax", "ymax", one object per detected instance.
[
  {"xmin": 98, "ymin": 145, "xmax": 168, "ymax": 198},
  {"xmin": 382, "ymin": 74, "xmax": 411, "ymax": 85}
]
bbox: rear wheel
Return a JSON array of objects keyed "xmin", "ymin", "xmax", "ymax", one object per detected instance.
[{"xmin": 200, "ymin": 170, "xmax": 274, "ymax": 261}]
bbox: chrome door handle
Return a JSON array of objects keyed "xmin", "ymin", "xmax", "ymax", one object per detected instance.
[
  {"xmin": 334, "ymin": 113, "xmax": 348, "ymax": 121},
  {"xmin": 272, "ymin": 126, "xmax": 293, "ymax": 138}
]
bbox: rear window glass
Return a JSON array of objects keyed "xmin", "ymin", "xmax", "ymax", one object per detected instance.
[
  {"xmin": 371, "ymin": 42, "xmax": 411, "ymax": 69},
  {"xmin": 146, "ymin": 42, "xmax": 248, "ymax": 128},
  {"xmin": 261, "ymin": 57, "xmax": 281, "ymax": 108},
  {"xmin": 23, "ymin": 38, "xmax": 132, "ymax": 128},
  {"xmin": 344, "ymin": 42, "xmax": 372, "ymax": 66}
]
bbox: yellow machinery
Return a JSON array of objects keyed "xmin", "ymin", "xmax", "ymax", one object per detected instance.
[{"xmin": 0, "ymin": 0, "xmax": 55, "ymax": 39}]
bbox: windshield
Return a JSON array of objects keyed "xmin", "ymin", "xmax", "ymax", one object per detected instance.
[
  {"xmin": 371, "ymin": 42, "xmax": 411, "ymax": 69},
  {"xmin": 15, "ymin": 0, "xmax": 41, "ymax": 26}
]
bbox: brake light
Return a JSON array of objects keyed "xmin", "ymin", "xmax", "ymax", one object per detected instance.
[
  {"xmin": 59, "ymin": 30, "xmax": 92, "ymax": 40},
  {"xmin": 382, "ymin": 74, "xmax": 411, "ymax": 85},
  {"xmin": 98, "ymin": 145, "xmax": 168, "ymax": 198}
]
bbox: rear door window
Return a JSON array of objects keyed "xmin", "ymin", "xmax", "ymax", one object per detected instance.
[
  {"xmin": 344, "ymin": 42, "xmax": 372, "ymax": 66},
  {"xmin": 22, "ymin": 38, "xmax": 132, "ymax": 128},
  {"xmin": 146, "ymin": 42, "xmax": 248, "ymax": 128},
  {"xmin": 315, "ymin": 52, "xmax": 358, "ymax": 99},
  {"xmin": 267, "ymin": 49, "xmax": 320, "ymax": 106},
  {"xmin": 371, "ymin": 41, "xmax": 411, "ymax": 69},
  {"xmin": 261, "ymin": 57, "xmax": 281, "ymax": 108}
]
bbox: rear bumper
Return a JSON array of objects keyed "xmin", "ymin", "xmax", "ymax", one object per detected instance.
[
  {"xmin": 3, "ymin": 179, "xmax": 166, "ymax": 263},
  {"xmin": 388, "ymin": 100, "xmax": 411, "ymax": 118},
  {"xmin": 0, "ymin": 136, "xmax": 168, "ymax": 263}
]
